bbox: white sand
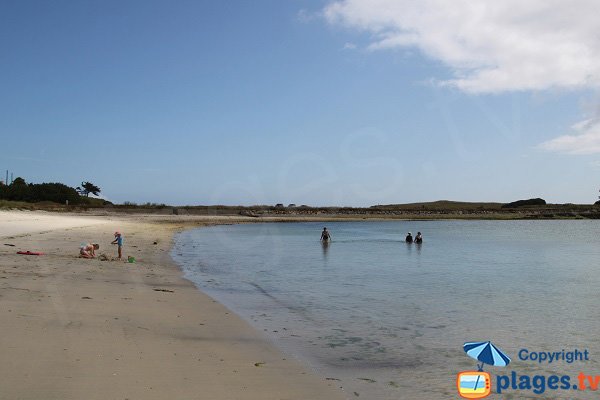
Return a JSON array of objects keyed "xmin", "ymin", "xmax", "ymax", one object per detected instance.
[
  {"xmin": 0, "ymin": 210, "xmax": 109, "ymax": 238},
  {"xmin": 0, "ymin": 210, "xmax": 346, "ymax": 399}
]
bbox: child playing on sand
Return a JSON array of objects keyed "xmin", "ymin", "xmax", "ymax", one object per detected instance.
[
  {"xmin": 80, "ymin": 243, "xmax": 99, "ymax": 258},
  {"xmin": 111, "ymin": 231, "xmax": 123, "ymax": 259}
]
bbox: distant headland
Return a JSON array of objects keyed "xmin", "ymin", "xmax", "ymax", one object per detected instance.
[
  {"xmin": 2, "ymin": 198, "xmax": 599, "ymax": 220},
  {"xmin": 1, "ymin": 177, "xmax": 598, "ymax": 220}
]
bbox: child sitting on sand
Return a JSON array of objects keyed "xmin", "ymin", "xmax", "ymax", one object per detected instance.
[
  {"xmin": 80, "ymin": 243, "xmax": 99, "ymax": 258},
  {"xmin": 111, "ymin": 231, "xmax": 123, "ymax": 259}
]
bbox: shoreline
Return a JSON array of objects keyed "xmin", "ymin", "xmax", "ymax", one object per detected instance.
[
  {"xmin": 3, "ymin": 211, "xmax": 596, "ymax": 399},
  {"xmin": 169, "ymin": 217, "xmax": 600, "ymax": 399},
  {"xmin": 0, "ymin": 211, "xmax": 346, "ymax": 400}
]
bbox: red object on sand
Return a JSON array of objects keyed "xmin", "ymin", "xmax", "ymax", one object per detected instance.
[{"xmin": 16, "ymin": 251, "xmax": 45, "ymax": 256}]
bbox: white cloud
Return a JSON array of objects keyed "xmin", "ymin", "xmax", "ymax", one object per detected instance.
[
  {"xmin": 322, "ymin": 0, "xmax": 600, "ymax": 93},
  {"xmin": 539, "ymin": 118, "xmax": 600, "ymax": 154},
  {"xmin": 343, "ymin": 42, "xmax": 357, "ymax": 50}
]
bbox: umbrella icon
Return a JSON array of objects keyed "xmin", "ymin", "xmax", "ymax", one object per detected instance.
[
  {"xmin": 463, "ymin": 341, "xmax": 511, "ymax": 371},
  {"xmin": 462, "ymin": 341, "xmax": 510, "ymax": 397}
]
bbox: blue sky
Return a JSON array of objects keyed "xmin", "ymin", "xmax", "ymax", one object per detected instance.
[{"xmin": 1, "ymin": 0, "xmax": 598, "ymax": 206}]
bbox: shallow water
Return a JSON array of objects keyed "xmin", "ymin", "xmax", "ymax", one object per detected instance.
[{"xmin": 172, "ymin": 221, "xmax": 600, "ymax": 399}]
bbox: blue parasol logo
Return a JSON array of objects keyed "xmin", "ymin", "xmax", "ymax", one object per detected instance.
[
  {"xmin": 463, "ymin": 341, "xmax": 511, "ymax": 371},
  {"xmin": 457, "ymin": 341, "xmax": 511, "ymax": 399}
]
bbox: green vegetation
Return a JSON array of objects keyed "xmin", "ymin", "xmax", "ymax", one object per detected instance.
[
  {"xmin": 0, "ymin": 177, "xmax": 80, "ymax": 204},
  {"xmin": 76, "ymin": 181, "xmax": 101, "ymax": 197},
  {"xmin": 0, "ymin": 178, "xmax": 598, "ymax": 220},
  {"xmin": 501, "ymin": 198, "xmax": 546, "ymax": 208},
  {"xmin": 0, "ymin": 177, "xmax": 110, "ymax": 208},
  {"xmin": 119, "ymin": 202, "xmax": 168, "ymax": 208},
  {"xmin": 372, "ymin": 200, "xmax": 503, "ymax": 210},
  {"xmin": 150, "ymin": 202, "xmax": 598, "ymax": 220},
  {"xmin": 0, "ymin": 199, "xmax": 38, "ymax": 209}
]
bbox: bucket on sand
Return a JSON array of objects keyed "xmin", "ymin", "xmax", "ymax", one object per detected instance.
[{"xmin": 127, "ymin": 256, "xmax": 136, "ymax": 263}]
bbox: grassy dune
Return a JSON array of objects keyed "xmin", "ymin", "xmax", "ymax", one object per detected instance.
[{"xmin": 1, "ymin": 199, "xmax": 598, "ymax": 220}]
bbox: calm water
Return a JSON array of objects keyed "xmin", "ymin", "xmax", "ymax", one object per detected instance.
[{"xmin": 172, "ymin": 221, "xmax": 600, "ymax": 399}]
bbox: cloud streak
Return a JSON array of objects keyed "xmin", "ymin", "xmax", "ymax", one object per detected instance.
[
  {"xmin": 539, "ymin": 118, "xmax": 600, "ymax": 155},
  {"xmin": 322, "ymin": 0, "xmax": 600, "ymax": 93}
]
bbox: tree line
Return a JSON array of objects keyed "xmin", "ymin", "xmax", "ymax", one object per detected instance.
[{"xmin": 0, "ymin": 178, "xmax": 102, "ymax": 204}]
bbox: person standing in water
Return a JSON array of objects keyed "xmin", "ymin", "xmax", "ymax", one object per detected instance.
[
  {"xmin": 414, "ymin": 232, "xmax": 423, "ymax": 244},
  {"xmin": 405, "ymin": 232, "xmax": 413, "ymax": 243},
  {"xmin": 320, "ymin": 227, "xmax": 331, "ymax": 242}
]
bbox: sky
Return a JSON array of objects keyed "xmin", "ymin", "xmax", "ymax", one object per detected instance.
[{"xmin": 1, "ymin": 0, "xmax": 599, "ymax": 206}]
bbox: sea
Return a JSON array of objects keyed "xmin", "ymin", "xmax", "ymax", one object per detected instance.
[{"xmin": 172, "ymin": 220, "xmax": 600, "ymax": 399}]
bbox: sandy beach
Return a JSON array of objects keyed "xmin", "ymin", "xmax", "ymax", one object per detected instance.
[{"xmin": 0, "ymin": 211, "xmax": 346, "ymax": 400}]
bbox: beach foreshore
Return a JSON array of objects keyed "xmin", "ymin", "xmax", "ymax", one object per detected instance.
[{"xmin": 0, "ymin": 211, "xmax": 346, "ymax": 400}]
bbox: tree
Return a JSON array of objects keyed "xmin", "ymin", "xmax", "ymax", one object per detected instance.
[
  {"xmin": 0, "ymin": 177, "xmax": 83, "ymax": 204},
  {"xmin": 12, "ymin": 177, "xmax": 26, "ymax": 186},
  {"xmin": 30, "ymin": 183, "xmax": 81, "ymax": 204},
  {"xmin": 6, "ymin": 177, "xmax": 31, "ymax": 201},
  {"xmin": 77, "ymin": 181, "xmax": 101, "ymax": 197}
]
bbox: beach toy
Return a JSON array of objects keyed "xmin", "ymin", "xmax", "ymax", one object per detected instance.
[
  {"xmin": 17, "ymin": 251, "xmax": 45, "ymax": 256},
  {"xmin": 127, "ymin": 256, "xmax": 136, "ymax": 263}
]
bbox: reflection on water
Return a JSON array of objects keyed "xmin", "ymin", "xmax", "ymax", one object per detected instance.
[
  {"xmin": 405, "ymin": 241, "xmax": 413, "ymax": 255},
  {"xmin": 321, "ymin": 240, "xmax": 330, "ymax": 259},
  {"xmin": 173, "ymin": 220, "xmax": 600, "ymax": 399}
]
